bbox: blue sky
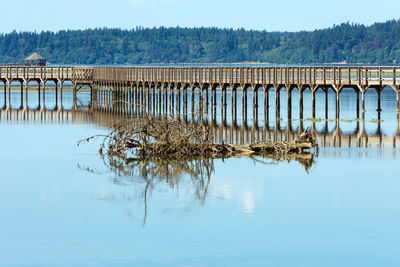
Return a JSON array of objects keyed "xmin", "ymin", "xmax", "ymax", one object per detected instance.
[{"xmin": 0, "ymin": 0, "xmax": 399, "ymax": 33}]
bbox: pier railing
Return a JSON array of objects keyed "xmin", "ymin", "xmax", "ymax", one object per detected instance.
[
  {"xmin": 0, "ymin": 66, "xmax": 92, "ymax": 82},
  {"xmin": 91, "ymin": 66, "xmax": 400, "ymax": 87},
  {"xmin": 0, "ymin": 66, "xmax": 74, "ymax": 81},
  {"xmin": 1, "ymin": 65, "xmax": 400, "ymax": 88}
]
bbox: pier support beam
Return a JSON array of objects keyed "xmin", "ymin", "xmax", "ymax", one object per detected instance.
[
  {"xmin": 275, "ymin": 86, "xmax": 280, "ymax": 120},
  {"xmin": 325, "ymin": 87, "xmax": 329, "ymax": 119},
  {"xmin": 148, "ymin": 84, "xmax": 152, "ymax": 115},
  {"xmin": 2, "ymin": 81, "xmax": 6, "ymax": 109},
  {"xmin": 60, "ymin": 81, "xmax": 64, "ymax": 110},
  {"xmin": 287, "ymin": 87, "xmax": 292, "ymax": 121},
  {"xmin": 176, "ymin": 85, "xmax": 181, "ymax": 117},
  {"xmin": 255, "ymin": 86, "xmax": 259, "ymax": 107},
  {"xmin": 55, "ymin": 81, "xmax": 58, "ymax": 110},
  {"xmin": 191, "ymin": 86, "xmax": 195, "ymax": 119},
  {"xmin": 252, "ymin": 89, "xmax": 258, "ymax": 127},
  {"xmin": 223, "ymin": 86, "xmax": 227, "ymax": 106},
  {"xmin": 244, "ymin": 87, "xmax": 248, "ymax": 112},
  {"xmin": 42, "ymin": 80, "xmax": 46, "ymax": 111},
  {"xmin": 311, "ymin": 88, "xmax": 316, "ymax": 118},
  {"xmin": 7, "ymin": 79, "xmax": 11, "ymax": 110},
  {"xmin": 20, "ymin": 80, "xmax": 23, "ymax": 110},
  {"xmin": 233, "ymin": 86, "xmax": 237, "ymax": 123},
  {"xmin": 241, "ymin": 85, "xmax": 248, "ymax": 126},
  {"xmin": 361, "ymin": 89, "xmax": 366, "ymax": 113},
  {"xmin": 336, "ymin": 90, "xmax": 340, "ymax": 119},
  {"xmin": 333, "ymin": 85, "xmax": 342, "ymax": 119},
  {"xmin": 24, "ymin": 80, "xmax": 28, "ymax": 110},
  {"xmin": 184, "ymin": 86, "xmax": 189, "ymax": 120},
  {"xmin": 73, "ymin": 82, "xmax": 77, "ymax": 110},
  {"xmin": 298, "ymin": 85, "xmax": 303, "ymax": 121},
  {"xmin": 252, "ymin": 86, "xmax": 256, "ymax": 109},
  {"xmin": 264, "ymin": 87, "xmax": 269, "ymax": 108},
  {"xmin": 213, "ymin": 86, "xmax": 217, "ymax": 108},
  {"xmin": 356, "ymin": 88, "xmax": 360, "ymax": 118},
  {"xmin": 221, "ymin": 86, "xmax": 224, "ymax": 108},
  {"xmin": 376, "ymin": 87, "xmax": 382, "ymax": 112},
  {"xmin": 37, "ymin": 81, "xmax": 41, "ymax": 110}
]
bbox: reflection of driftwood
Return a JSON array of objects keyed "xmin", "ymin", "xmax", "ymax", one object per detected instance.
[
  {"xmin": 79, "ymin": 150, "xmax": 316, "ymax": 226},
  {"xmin": 93, "ymin": 156, "xmax": 214, "ymax": 226},
  {"xmin": 80, "ymin": 117, "xmax": 318, "ymax": 163},
  {"xmin": 78, "ymin": 117, "xmax": 318, "ymax": 226},
  {"xmin": 250, "ymin": 153, "xmax": 316, "ymax": 173}
]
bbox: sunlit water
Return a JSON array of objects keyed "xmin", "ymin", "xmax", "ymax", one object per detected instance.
[{"xmin": 1, "ymin": 87, "xmax": 400, "ymax": 266}]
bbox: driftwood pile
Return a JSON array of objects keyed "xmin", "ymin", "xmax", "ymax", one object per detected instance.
[{"xmin": 81, "ymin": 117, "xmax": 318, "ymax": 163}]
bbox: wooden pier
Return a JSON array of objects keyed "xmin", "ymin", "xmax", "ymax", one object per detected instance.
[{"xmin": 1, "ymin": 65, "xmax": 400, "ymax": 117}]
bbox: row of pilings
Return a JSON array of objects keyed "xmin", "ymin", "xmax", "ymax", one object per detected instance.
[
  {"xmin": 2, "ymin": 78, "xmax": 400, "ymax": 133},
  {"xmin": 1, "ymin": 105, "xmax": 399, "ymax": 148},
  {"xmin": 91, "ymin": 81, "xmax": 400, "ymax": 122},
  {"xmin": 0, "ymin": 79, "xmax": 90, "ymax": 110},
  {"xmin": 2, "ymin": 78, "xmax": 398, "ymax": 116}
]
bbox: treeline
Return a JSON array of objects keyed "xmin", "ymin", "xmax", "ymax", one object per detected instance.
[{"xmin": 1, "ymin": 19, "xmax": 400, "ymax": 64}]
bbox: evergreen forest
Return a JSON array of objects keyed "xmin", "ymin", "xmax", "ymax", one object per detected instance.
[{"xmin": 1, "ymin": 19, "xmax": 400, "ymax": 64}]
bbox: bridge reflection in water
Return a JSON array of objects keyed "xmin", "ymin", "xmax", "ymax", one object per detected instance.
[
  {"xmin": 2, "ymin": 98, "xmax": 398, "ymax": 226},
  {"xmin": 1, "ymin": 106, "xmax": 399, "ymax": 149}
]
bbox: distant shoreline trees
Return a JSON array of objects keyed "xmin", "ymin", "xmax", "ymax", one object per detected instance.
[{"xmin": 1, "ymin": 20, "xmax": 400, "ymax": 65}]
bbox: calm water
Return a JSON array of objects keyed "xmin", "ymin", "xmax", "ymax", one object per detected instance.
[{"xmin": 1, "ymin": 87, "xmax": 400, "ymax": 266}]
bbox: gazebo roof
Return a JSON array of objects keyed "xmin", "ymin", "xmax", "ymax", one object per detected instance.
[{"xmin": 25, "ymin": 52, "xmax": 45, "ymax": 61}]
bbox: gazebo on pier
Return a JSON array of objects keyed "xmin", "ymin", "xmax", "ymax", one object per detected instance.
[{"xmin": 25, "ymin": 52, "xmax": 46, "ymax": 66}]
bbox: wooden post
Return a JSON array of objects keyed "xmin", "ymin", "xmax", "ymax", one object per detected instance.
[
  {"xmin": 3, "ymin": 81, "xmax": 6, "ymax": 109},
  {"xmin": 220, "ymin": 86, "xmax": 224, "ymax": 107},
  {"xmin": 158, "ymin": 84, "xmax": 161, "ymax": 116},
  {"xmin": 264, "ymin": 87, "xmax": 269, "ymax": 129},
  {"xmin": 224, "ymin": 87, "xmax": 227, "ymax": 106},
  {"xmin": 252, "ymin": 87, "xmax": 256, "ymax": 109},
  {"xmin": 171, "ymin": 85, "xmax": 175, "ymax": 116},
  {"xmin": 377, "ymin": 87, "xmax": 382, "ymax": 112},
  {"xmin": 255, "ymin": 86, "xmax": 258, "ymax": 107},
  {"xmin": 73, "ymin": 82, "xmax": 77, "ymax": 110},
  {"xmin": 312, "ymin": 89, "xmax": 316, "ymax": 118},
  {"xmin": 361, "ymin": 89, "xmax": 365, "ymax": 113},
  {"xmin": 7, "ymin": 79, "xmax": 11, "ymax": 109},
  {"xmin": 55, "ymin": 81, "xmax": 58, "ymax": 110},
  {"xmin": 191, "ymin": 86, "xmax": 195, "ymax": 122},
  {"xmin": 155, "ymin": 85, "xmax": 158, "ymax": 116},
  {"xmin": 244, "ymin": 87, "xmax": 248, "ymax": 123},
  {"xmin": 148, "ymin": 83, "xmax": 152, "ymax": 115},
  {"xmin": 275, "ymin": 87, "xmax": 280, "ymax": 120},
  {"xmin": 184, "ymin": 86, "xmax": 188, "ymax": 118},
  {"xmin": 336, "ymin": 89, "xmax": 340, "ymax": 119},
  {"xmin": 24, "ymin": 80, "xmax": 28, "ymax": 109},
  {"xmin": 287, "ymin": 88, "xmax": 292, "ymax": 121},
  {"xmin": 20, "ymin": 80, "xmax": 23, "ymax": 109},
  {"xmin": 42, "ymin": 80, "xmax": 46, "ymax": 110},
  {"xmin": 143, "ymin": 84, "xmax": 147, "ymax": 117},
  {"xmin": 325, "ymin": 87, "xmax": 328, "ymax": 119},
  {"xmin": 356, "ymin": 89, "xmax": 360, "ymax": 119},
  {"xmin": 90, "ymin": 83, "xmax": 94, "ymax": 111},
  {"xmin": 233, "ymin": 87, "xmax": 237, "ymax": 124},
  {"xmin": 60, "ymin": 81, "xmax": 64, "ymax": 110},
  {"xmin": 299, "ymin": 87, "xmax": 303, "ymax": 121}
]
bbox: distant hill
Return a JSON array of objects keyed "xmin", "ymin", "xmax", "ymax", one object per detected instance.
[{"xmin": 1, "ymin": 20, "xmax": 400, "ymax": 65}]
